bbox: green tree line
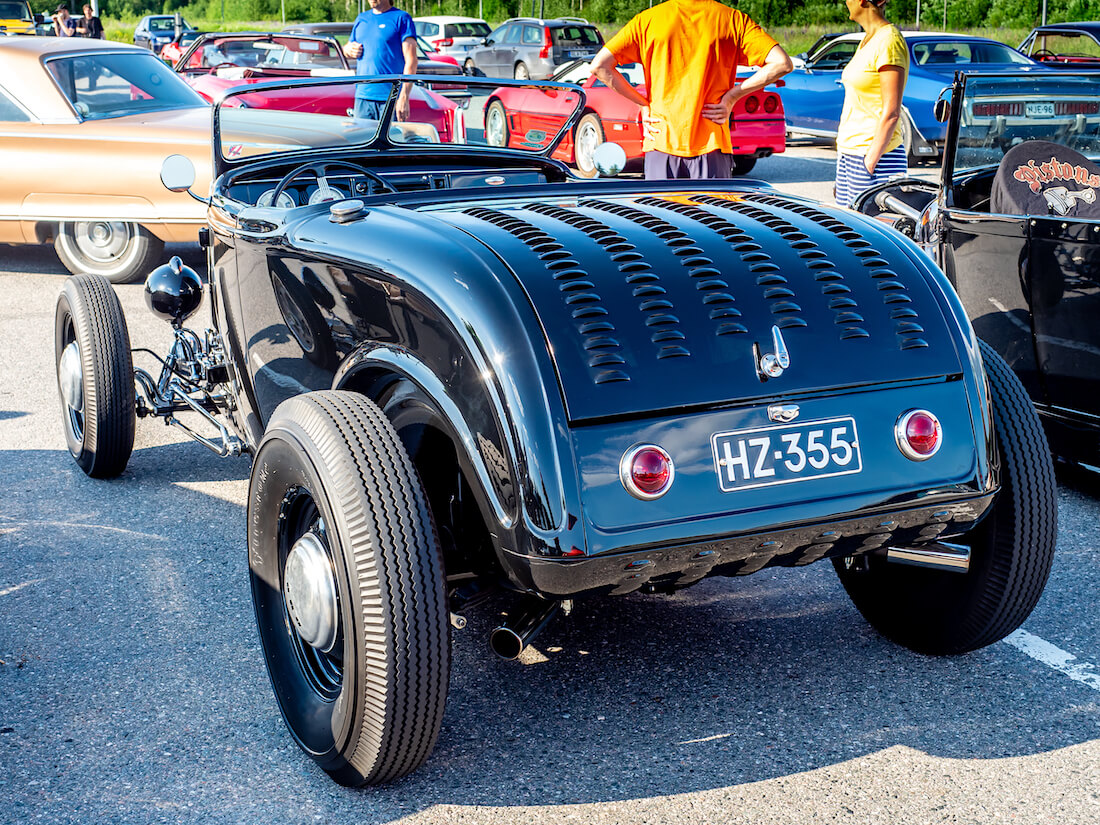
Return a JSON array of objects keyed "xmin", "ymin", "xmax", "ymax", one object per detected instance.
[{"xmin": 97, "ymin": 0, "xmax": 1100, "ymax": 29}]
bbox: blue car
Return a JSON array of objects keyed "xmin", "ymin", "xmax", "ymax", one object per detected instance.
[{"xmin": 783, "ymin": 32, "xmax": 1048, "ymax": 160}]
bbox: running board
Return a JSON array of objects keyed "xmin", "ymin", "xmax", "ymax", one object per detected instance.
[{"xmin": 885, "ymin": 542, "xmax": 970, "ymax": 573}]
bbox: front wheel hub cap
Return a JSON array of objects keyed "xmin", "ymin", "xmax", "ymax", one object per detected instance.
[
  {"xmin": 59, "ymin": 340, "xmax": 83, "ymax": 412},
  {"xmin": 283, "ymin": 531, "xmax": 338, "ymax": 652}
]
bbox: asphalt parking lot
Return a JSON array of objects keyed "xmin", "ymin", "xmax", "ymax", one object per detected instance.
[{"xmin": 1, "ymin": 146, "xmax": 1098, "ymax": 824}]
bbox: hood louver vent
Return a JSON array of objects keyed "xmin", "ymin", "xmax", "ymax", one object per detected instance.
[
  {"xmin": 462, "ymin": 206, "xmax": 630, "ymax": 384},
  {"xmin": 524, "ymin": 202, "xmax": 691, "ymax": 359},
  {"xmin": 736, "ymin": 193, "xmax": 930, "ymax": 351}
]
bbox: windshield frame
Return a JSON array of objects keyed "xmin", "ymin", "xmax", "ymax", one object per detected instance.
[
  {"xmin": 175, "ymin": 32, "xmax": 349, "ymax": 74},
  {"xmin": 211, "ymin": 74, "xmax": 587, "ymax": 177}
]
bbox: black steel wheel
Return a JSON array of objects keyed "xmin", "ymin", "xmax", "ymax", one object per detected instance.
[
  {"xmin": 834, "ymin": 340, "xmax": 1057, "ymax": 655},
  {"xmin": 54, "ymin": 274, "xmax": 136, "ymax": 478},
  {"xmin": 249, "ymin": 390, "xmax": 450, "ymax": 786},
  {"xmin": 54, "ymin": 221, "xmax": 165, "ymax": 284}
]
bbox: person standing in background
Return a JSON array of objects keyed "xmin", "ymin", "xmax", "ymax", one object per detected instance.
[
  {"xmin": 834, "ymin": 0, "xmax": 909, "ymax": 208},
  {"xmin": 75, "ymin": 4, "xmax": 103, "ymax": 38},
  {"xmin": 52, "ymin": 4, "xmax": 75, "ymax": 36},
  {"xmin": 590, "ymin": 0, "xmax": 792, "ymax": 180},
  {"xmin": 342, "ymin": 0, "xmax": 418, "ymax": 122}
]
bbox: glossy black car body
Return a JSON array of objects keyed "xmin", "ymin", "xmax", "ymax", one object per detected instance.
[
  {"xmin": 54, "ymin": 76, "xmax": 1056, "ymax": 787},
  {"xmin": 857, "ymin": 70, "xmax": 1100, "ymax": 464}
]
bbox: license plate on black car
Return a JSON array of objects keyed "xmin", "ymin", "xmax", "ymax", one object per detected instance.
[{"xmin": 711, "ymin": 417, "xmax": 861, "ymax": 493}]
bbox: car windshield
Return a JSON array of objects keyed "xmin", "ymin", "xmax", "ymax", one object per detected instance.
[
  {"xmin": 192, "ymin": 36, "xmax": 345, "ymax": 70},
  {"xmin": 215, "ymin": 77, "xmax": 584, "ymax": 164},
  {"xmin": 45, "ymin": 52, "xmax": 207, "ymax": 120},
  {"xmin": 912, "ymin": 40, "xmax": 1032, "ymax": 66},
  {"xmin": 445, "ymin": 22, "xmax": 490, "ymax": 38},
  {"xmin": 954, "ymin": 73, "xmax": 1100, "ymax": 174},
  {"xmin": 1027, "ymin": 32, "xmax": 1100, "ymax": 59},
  {"xmin": 0, "ymin": 2, "xmax": 31, "ymax": 19},
  {"xmin": 553, "ymin": 26, "xmax": 602, "ymax": 46},
  {"xmin": 150, "ymin": 17, "xmax": 189, "ymax": 32}
]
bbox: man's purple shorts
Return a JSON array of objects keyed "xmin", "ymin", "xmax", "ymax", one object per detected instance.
[{"xmin": 644, "ymin": 149, "xmax": 733, "ymax": 180}]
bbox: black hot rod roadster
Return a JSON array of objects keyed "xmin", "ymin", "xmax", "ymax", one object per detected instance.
[{"xmin": 54, "ymin": 76, "xmax": 1056, "ymax": 786}]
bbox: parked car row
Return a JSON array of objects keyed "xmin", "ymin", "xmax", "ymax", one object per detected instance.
[{"xmin": 783, "ymin": 30, "xmax": 1051, "ymax": 161}]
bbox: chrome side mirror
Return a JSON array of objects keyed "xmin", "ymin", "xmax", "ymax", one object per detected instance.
[
  {"xmin": 161, "ymin": 154, "xmax": 196, "ymax": 192},
  {"xmin": 160, "ymin": 154, "xmax": 207, "ymax": 203},
  {"xmin": 933, "ymin": 98, "xmax": 950, "ymax": 123},
  {"xmin": 592, "ymin": 141, "xmax": 627, "ymax": 177}
]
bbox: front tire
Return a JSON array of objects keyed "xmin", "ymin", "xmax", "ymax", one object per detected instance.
[
  {"xmin": 572, "ymin": 112, "xmax": 605, "ymax": 179},
  {"xmin": 834, "ymin": 340, "xmax": 1057, "ymax": 655},
  {"xmin": 54, "ymin": 221, "xmax": 165, "ymax": 284},
  {"xmin": 54, "ymin": 275, "xmax": 136, "ymax": 478},
  {"xmin": 249, "ymin": 391, "xmax": 450, "ymax": 786}
]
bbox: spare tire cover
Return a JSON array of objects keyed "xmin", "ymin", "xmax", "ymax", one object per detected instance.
[{"xmin": 990, "ymin": 139, "xmax": 1100, "ymax": 218}]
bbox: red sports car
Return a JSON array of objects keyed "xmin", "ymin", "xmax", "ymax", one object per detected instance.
[
  {"xmin": 485, "ymin": 60, "xmax": 786, "ymax": 177},
  {"xmin": 174, "ymin": 33, "xmax": 462, "ymax": 143}
]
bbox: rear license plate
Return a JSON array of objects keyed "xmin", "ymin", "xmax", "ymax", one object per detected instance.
[
  {"xmin": 711, "ymin": 416, "xmax": 861, "ymax": 492},
  {"xmin": 1026, "ymin": 102, "xmax": 1055, "ymax": 117}
]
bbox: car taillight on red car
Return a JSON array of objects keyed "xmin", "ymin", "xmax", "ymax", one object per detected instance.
[
  {"xmin": 744, "ymin": 95, "xmax": 760, "ymax": 114},
  {"xmin": 895, "ymin": 410, "xmax": 941, "ymax": 461},
  {"xmin": 539, "ymin": 27, "xmax": 552, "ymax": 59},
  {"xmin": 620, "ymin": 444, "xmax": 675, "ymax": 500},
  {"xmin": 763, "ymin": 94, "xmax": 778, "ymax": 113}
]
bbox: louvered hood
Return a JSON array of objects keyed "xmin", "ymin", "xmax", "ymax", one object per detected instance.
[{"xmin": 433, "ymin": 190, "xmax": 964, "ymax": 422}]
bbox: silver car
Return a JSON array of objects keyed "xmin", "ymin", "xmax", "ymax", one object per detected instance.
[{"xmin": 463, "ymin": 17, "xmax": 603, "ymax": 80}]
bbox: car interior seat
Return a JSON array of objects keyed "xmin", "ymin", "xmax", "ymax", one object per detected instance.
[{"xmin": 990, "ymin": 139, "xmax": 1100, "ymax": 218}]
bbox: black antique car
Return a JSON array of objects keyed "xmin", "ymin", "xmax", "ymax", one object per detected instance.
[
  {"xmin": 856, "ymin": 71, "xmax": 1100, "ymax": 466},
  {"xmin": 53, "ymin": 76, "xmax": 1056, "ymax": 786}
]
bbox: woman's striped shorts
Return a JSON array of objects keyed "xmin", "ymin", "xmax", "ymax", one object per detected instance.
[{"xmin": 835, "ymin": 145, "xmax": 908, "ymax": 208}]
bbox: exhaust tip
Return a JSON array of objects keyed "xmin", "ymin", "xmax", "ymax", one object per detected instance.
[{"xmin": 489, "ymin": 626, "xmax": 524, "ymax": 660}]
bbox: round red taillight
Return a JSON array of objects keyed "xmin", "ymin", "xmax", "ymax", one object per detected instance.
[
  {"xmin": 895, "ymin": 410, "xmax": 941, "ymax": 461},
  {"xmin": 744, "ymin": 95, "xmax": 760, "ymax": 114},
  {"xmin": 620, "ymin": 444, "xmax": 675, "ymax": 500},
  {"xmin": 763, "ymin": 94, "xmax": 778, "ymax": 113}
]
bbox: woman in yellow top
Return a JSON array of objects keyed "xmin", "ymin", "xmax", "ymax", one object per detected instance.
[{"xmin": 834, "ymin": 0, "xmax": 910, "ymax": 207}]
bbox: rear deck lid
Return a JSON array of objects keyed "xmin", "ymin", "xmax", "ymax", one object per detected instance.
[{"xmin": 436, "ymin": 191, "xmax": 964, "ymax": 422}]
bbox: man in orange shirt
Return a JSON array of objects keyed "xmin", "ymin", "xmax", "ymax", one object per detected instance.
[{"xmin": 592, "ymin": 0, "xmax": 792, "ymax": 179}]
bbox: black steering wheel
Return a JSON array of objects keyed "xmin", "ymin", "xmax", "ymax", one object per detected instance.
[
  {"xmin": 1030, "ymin": 48, "xmax": 1057, "ymax": 59},
  {"xmin": 268, "ymin": 161, "xmax": 397, "ymax": 208},
  {"xmin": 210, "ymin": 61, "xmax": 242, "ymax": 71}
]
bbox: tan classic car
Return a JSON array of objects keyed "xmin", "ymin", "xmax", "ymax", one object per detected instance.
[
  {"xmin": 0, "ymin": 37, "xmax": 391, "ymax": 283},
  {"xmin": 0, "ymin": 38, "xmax": 212, "ymax": 282}
]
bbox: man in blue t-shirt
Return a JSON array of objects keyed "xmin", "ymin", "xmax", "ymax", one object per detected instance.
[{"xmin": 343, "ymin": 0, "xmax": 418, "ymax": 122}]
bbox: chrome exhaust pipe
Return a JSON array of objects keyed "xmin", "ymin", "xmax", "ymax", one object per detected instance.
[
  {"xmin": 886, "ymin": 542, "xmax": 970, "ymax": 573},
  {"xmin": 489, "ymin": 598, "xmax": 562, "ymax": 660}
]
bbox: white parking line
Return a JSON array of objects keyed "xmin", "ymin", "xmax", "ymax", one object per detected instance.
[{"xmin": 1003, "ymin": 629, "xmax": 1100, "ymax": 693}]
